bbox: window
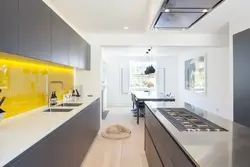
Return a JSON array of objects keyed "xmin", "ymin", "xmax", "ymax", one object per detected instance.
[{"xmin": 130, "ymin": 61, "xmax": 156, "ymax": 90}]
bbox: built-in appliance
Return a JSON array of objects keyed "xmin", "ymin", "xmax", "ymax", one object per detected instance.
[
  {"xmin": 152, "ymin": 0, "xmax": 225, "ymax": 29},
  {"xmin": 157, "ymin": 108, "xmax": 228, "ymax": 132}
]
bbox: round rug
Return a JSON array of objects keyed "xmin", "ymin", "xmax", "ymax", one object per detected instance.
[{"xmin": 102, "ymin": 124, "xmax": 131, "ymax": 140}]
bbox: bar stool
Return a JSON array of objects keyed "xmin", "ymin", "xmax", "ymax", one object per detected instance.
[{"xmin": 132, "ymin": 96, "xmax": 145, "ymax": 117}]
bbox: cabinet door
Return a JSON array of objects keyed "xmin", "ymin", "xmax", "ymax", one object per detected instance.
[
  {"xmin": 80, "ymin": 39, "xmax": 91, "ymax": 70},
  {"xmin": 145, "ymin": 127, "xmax": 164, "ymax": 167},
  {"xmin": 0, "ymin": 0, "xmax": 18, "ymax": 54},
  {"xmin": 18, "ymin": 0, "xmax": 51, "ymax": 60},
  {"xmin": 89, "ymin": 99, "xmax": 101, "ymax": 137},
  {"xmin": 233, "ymin": 29, "xmax": 250, "ymax": 128},
  {"xmin": 51, "ymin": 11, "xmax": 70, "ymax": 65},
  {"xmin": 86, "ymin": 43, "xmax": 91, "ymax": 70},
  {"xmin": 69, "ymin": 29, "xmax": 81, "ymax": 68}
]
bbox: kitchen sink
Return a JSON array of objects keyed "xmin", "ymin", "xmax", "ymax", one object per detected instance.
[
  {"xmin": 57, "ymin": 103, "xmax": 83, "ymax": 107},
  {"xmin": 43, "ymin": 108, "xmax": 73, "ymax": 112}
]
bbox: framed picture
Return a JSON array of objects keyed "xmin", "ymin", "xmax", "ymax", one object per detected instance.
[{"xmin": 185, "ymin": 56, "xmax": 206, "ymax": 94}]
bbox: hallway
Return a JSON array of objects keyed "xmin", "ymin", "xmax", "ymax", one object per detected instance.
[{"xmin": 81, "ymin": 107, "xmax": 149, "ymax": 167}]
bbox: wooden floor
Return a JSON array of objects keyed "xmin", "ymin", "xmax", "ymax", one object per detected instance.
[{"xmin": 81, "ymin": 107, "xmax": 149, "ymax": 167}]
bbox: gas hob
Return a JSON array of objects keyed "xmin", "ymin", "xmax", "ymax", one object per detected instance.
[{"xmin": 157, "ymin": 108, "xmax": 228, "ymax": 132}]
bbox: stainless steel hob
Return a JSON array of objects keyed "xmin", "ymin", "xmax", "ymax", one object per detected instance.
[{"xmin": 157, "ymin": 108, "xmax": 228, "ymax": 132}]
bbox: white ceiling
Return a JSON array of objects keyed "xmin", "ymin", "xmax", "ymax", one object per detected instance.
[
  {"xmin": 47, "ymin": 0, "xmax": 162, "ymax": 33},
  {"xmin": 46, "ymin": 0, "xmax": 231, "ymax": 34},
  {"xmin": 102, "ymin": 46, "xmax": 199, "ymax": 57}
]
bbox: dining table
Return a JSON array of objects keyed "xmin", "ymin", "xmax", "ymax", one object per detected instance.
[{"xmin": 131, "ymin": 91, "xmax": 175, "ymax": 124}]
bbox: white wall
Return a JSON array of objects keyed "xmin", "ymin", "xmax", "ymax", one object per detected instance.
[
  {"xmin": 89, "ymin": 33, "xmax": 228, "ymax": 47},
  {"xmin": 70, "ymin": 31, "xmax": 229, "ymax": 106},
  {"xmin": 177, "ymin": 47, "xmax": 231, "ymax": 120},
  {"xmin": 104, "ymin": 55, "xmax": 178, "ymax": 107},
  {"xmin": 74, "ymin": 45, "xmax": 101, "ymax": 97}
]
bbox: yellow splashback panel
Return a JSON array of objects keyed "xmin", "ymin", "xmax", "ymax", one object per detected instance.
[{"xmin": 0, "ymin": 52, "xmax": 74, "ymax": 119}]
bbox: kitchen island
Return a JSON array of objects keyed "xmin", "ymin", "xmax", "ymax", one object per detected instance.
[
  {"xmin": 0, "ymin": 96, "xmax": 100, "ymax": 167},
  {"xmin": 145, "ymin": 101, "xmax": 250, "ymax": 167}
]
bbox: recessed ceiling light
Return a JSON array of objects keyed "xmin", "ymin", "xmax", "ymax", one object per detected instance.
[
  {"xmin": 124, "ymin": 27, "xmax": 129, "ymax": 30},
  {"xmin": 164, "ymin": 9, "xmax": 170, "ymax": 12},
  {"xmin": 182, "ymin": 28, "xmax": 186, "ymax": 31},
  {"xmin": 202, "ymin": 9, "xmax": 209, "ymax": 13}
]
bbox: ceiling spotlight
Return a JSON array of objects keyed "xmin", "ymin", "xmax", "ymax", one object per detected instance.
[
  {"xmin": 124, "ymin": 27, "xmax": 129, "ymax": 30},
  {"xmin": 164, "ymin": 9, "xmax": 170, "ymax": 12},
  {"xmin": 182, "ymin": 28, "xmax": 186, "ymax": 31},
  {"xmin": 202, "ymin": 9, "xmax": 209, "ymax": 13}
]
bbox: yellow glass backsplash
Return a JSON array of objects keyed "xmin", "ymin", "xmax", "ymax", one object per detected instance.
[{"xmin": 0, "ymin": 52, "xmax": 74, "ymax": 119}]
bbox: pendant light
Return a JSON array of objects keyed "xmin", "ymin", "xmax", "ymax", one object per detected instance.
[
  {"xmin": 144, "ymin": 47, "xmax": 156, "ymax": 75},
  {"xmin": 144, "ymin": 51, "xmax": 149, "ymax": 75},
  {"xmin": 149, "ymin": 47, "xmax": 156, "ymax": 74}
]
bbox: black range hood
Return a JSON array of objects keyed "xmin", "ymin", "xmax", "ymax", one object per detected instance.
[{"xmin": 153, "ymin": 0, "xmax": 225, "ymax": 29}]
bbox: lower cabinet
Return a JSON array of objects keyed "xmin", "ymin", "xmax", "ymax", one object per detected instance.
[
  {"xmin": 145, "ymin": 106, "xmax": 196, "ymax": 167},
  {"xmin": 145, "ymin": 126, "xmax": 164, "ymax": 167},
  {"xmin": 5, "ymin": 98, "xmax": 100, "ymax": 167}
]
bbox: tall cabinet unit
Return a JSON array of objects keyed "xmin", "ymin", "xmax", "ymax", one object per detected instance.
[
  {"xmin": 18, "ymin": 0, "xmax": 51, "ymax": 60},
  {"xmin": 0, "ymin": 0, "xmax": 19, "ymax": 54},
  {"xmin": 233, "ymin": 28, "xmax": 250, "ymax": 128}
]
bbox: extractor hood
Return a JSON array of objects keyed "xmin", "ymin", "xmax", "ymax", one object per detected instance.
[{"xmin": 152, "ymin": 0, "xmax": 225, "ymax": 29}]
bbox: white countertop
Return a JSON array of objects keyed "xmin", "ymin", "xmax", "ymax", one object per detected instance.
[
  {"xmin": 145, "ymin": 101, "xmax": 250, "ymax": 167},
  {"xmin": 0, "ymin": 96, "xmax": 98, "ymax": 167}
]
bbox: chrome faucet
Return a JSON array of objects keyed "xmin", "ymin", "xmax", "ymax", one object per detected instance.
[{"xmin": 48, "ymin": 81, "xmax": 64, "ymax": 107}]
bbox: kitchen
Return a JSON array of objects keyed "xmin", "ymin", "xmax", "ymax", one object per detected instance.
[{"xmin": 1, "ymin": 0, "xmax": 250, "ymax": 167}]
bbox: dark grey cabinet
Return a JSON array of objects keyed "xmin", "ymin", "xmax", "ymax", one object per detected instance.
[
  {"xmin": 69, "ymin": 29, "xmax": 82, "ymax": 68},
  {"xmin": 145, "ymin": 127, "xmax": 163, "ymax": 167},
  {"xmin": 233, "ymin": 28, "xmax": 250, "ymax": 128},
  {"xmin": 51, "ymin": 11, "xmax": 70, "ymax": 65},
  {"xmin": 1, "ymin": 0, "xmax": 91, "ymax": 69},
  {"xmin": 81, "ymin": 39, "xmax": 91, "ymax": 70},
  {"xmin": 145, "ymin": 106, "xmax": 195, "ymax": 167},
  {"xmin": 18, "ymin": 0, "xmax": 51, "ymax": 60},
  {"xmin": 5, "ymin": 98, "xmax": 100, "ymax": 167},
  {"xmin": 69, "ymin": 28, "xmax": 91, "ymax": 69},
  {"xmin": 0, "ymin": 0, "xmax": 18, "ymax": 54}
]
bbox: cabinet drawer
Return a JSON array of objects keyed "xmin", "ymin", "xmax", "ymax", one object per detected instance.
[{"xmin": 145, "ymin": 106, "xmax": 195, "ymax": 167}]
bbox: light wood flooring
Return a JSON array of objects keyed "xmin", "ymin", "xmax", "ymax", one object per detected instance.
[{"xmin": 81, "ymin": 107, "xmax": 149, "ymax": 167}]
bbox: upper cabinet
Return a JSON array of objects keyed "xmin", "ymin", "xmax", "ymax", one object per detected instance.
[
  {"xmin": 69, "ymin": 30, "xmax": 91, "ymax": 69},
  {"xmin": 81, "ymin": 39, "xmax": 91, "ymax": 70},
  {"xmin": 0, "ymin": 0, "xmax": 90, "ymax": 70},
  {"xmin": 18, "ymin": 0, "xmax": 51, "ymax": 61},
  {"xmin": 51, "ymin": 12, "xmax": 70, "ymax": 65},
  {"xmin": 69, "ymin": 29, "xmax": 82, "ymax": 68},
  {"xmin": 0, "ymin": 0, "xmax": 19, "ymax": 54}
]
